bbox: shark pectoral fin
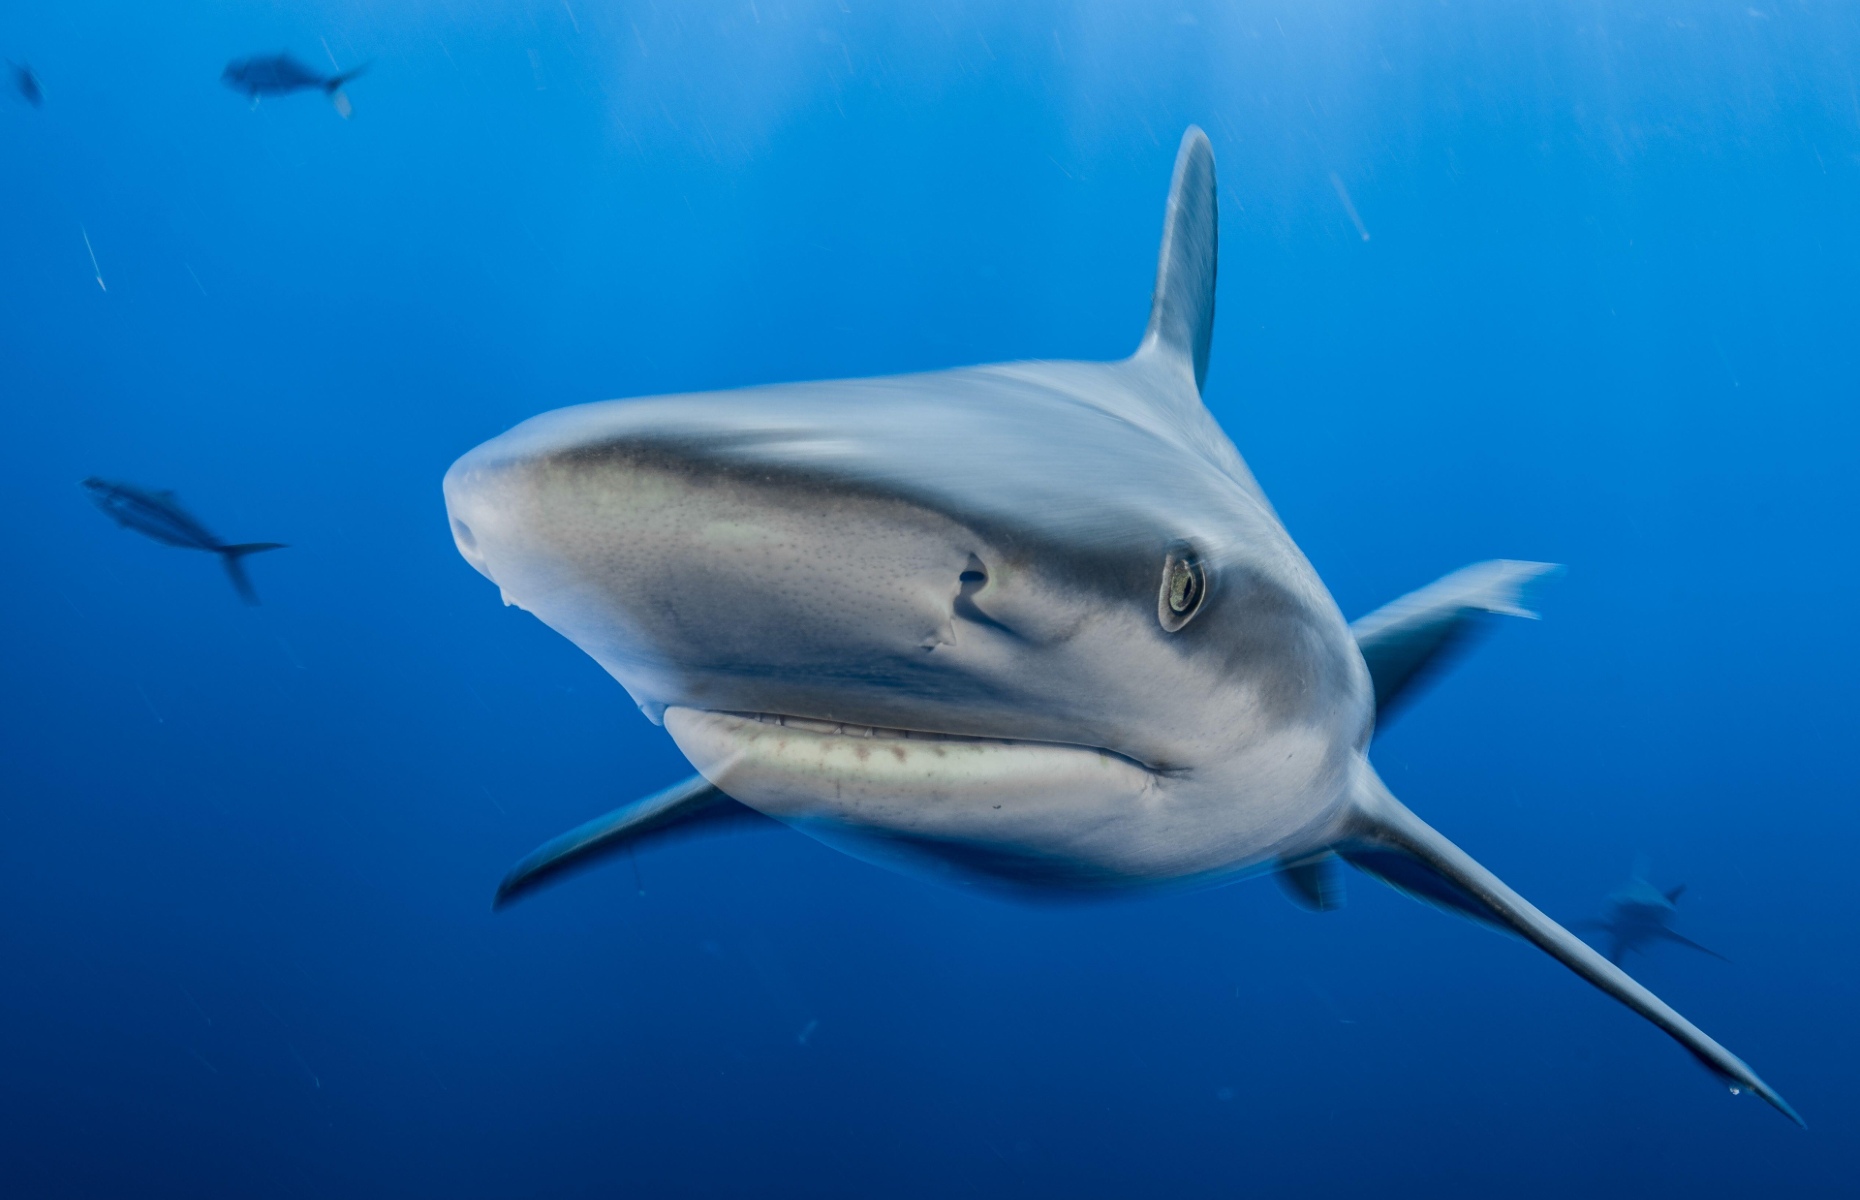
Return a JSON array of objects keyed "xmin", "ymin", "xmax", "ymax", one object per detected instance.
[
  {"xmin": 1135, "ymin": 127, "xmax": 1217, "ymax": 392},
  {"xmin": 1655, "ymin": 927, "xmax": 1730, "ymax": 962},
  {"xmin": 1350, "ymin": 560, "xmax": 1561, "ymax": 728},
  {"xmin": 494, "ymin": 775, "xmax": 774, "ymax": 909},
  {"xmin": 1339, "ymin": 844, "xmax": 1511, "ymax": 931},
  {"xmin": 1276, "ymin": 852, "xmax": 1346, "ymax": 912},
  {"xmin": 1343, "ymin": 781, "xmax": 1801, "ymax": 1126}
]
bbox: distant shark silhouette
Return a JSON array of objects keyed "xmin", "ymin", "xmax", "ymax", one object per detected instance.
[
  {"xmin": 221, "ymin": 53, "xmax": 367, "ymax": 116},
  {"xmin": 1575, "ymin": 860, "xmax": 1727, "ymax": 967},
  {"xmin": 81, "ymin": 478, "xmax": 285, "ymax": 605},
  {"xmin": 443, "ymin": 128, "xmax": 1799, "ymax": 1124}
]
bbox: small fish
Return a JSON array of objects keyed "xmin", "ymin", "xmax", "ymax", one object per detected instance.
[
  {"xmin": 81, "ymin": 477, "xmax": 286, "ymax": 605},
  {"xmin": 10, "ymin": 61, "xmax": 41, "ymax": 107},
  {"xmin": 221, "ymin": 52, "xmax": 368, "ymax": 114}
]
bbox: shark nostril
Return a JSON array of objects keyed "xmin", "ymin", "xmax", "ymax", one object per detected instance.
[
  {"xmin": 451, "ymin": 518, "xmax": 478, "ymax": 551},
  {"xmin": 953, "ymin": 555, "xmax": 1018, "ymax": 636}
]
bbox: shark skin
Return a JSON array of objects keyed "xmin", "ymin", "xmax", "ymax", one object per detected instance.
[{"xmin": 443, "ymin": 128, "xmax": 1798, "ymax": 1123}]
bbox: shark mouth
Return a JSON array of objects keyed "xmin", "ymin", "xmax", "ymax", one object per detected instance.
[{"xmin": 661, "ymin": 707, "xmax": 1160, "ymax": 844}]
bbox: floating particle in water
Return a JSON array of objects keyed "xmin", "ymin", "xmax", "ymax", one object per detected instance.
[
  {"xmin": 286, "ymin": 1041, "xmax": 321, "ymax": 1089},
  {"xmin": 1329, "ymin": 172, "xmax": 1371, "ymax": 243},
  {"xmin": 81, "ymin": 226, "xmax": 106, "ymax": 291}
]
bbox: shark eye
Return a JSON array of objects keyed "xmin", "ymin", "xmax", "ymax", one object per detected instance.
[{"xmin": 1158, "ymin": 549, "xmax": 1207, "ymax": 632}]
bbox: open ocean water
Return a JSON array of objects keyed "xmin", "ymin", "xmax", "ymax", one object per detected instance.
[{"xmin": 3, "ymin": 2, "xmax": 1857, "ymax": 1196}]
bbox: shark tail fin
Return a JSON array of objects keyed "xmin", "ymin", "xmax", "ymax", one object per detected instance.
[
  {"xmin": 1339, "ymin": 774, "xmax": 1801, "ymax": 1126},
  {"xmin": 1135, "ymin": 127, "xmax": 1217, "ymax": 393},
  {"xmin": 217, "ymin": 542, "xmax": 286, "ymax": 605}
]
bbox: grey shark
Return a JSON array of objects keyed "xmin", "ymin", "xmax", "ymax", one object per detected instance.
[
  {"xmin": 82, "ymin": 477, "xmax": 285, "ymax": 604},
  {"xmin": 442, "ymin": 129, "xmax": 1798, "ymax": 1123},
  {"xmin": 1576, "ymin": 860, "xmax": 1727, "ymax": 966}
]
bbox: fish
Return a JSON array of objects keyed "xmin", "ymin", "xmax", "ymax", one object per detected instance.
[
  {"xmin": 81, "ymin": 477, "xmax": 286, "ymax": 605},
  {"xmin": 1574, "ymin": 859, "xmax": 1728, "ymax": 966},
  {"xmin": 441, "ymin": 128, "xmax": 1799, "ymax": 1124},
  {"xmin": 221, "ymin": 53, "xmax": 367, "ymax": 115},
  {"xmin": 11, "ymin": 61, "xmax": 42, "ymax": 107}
]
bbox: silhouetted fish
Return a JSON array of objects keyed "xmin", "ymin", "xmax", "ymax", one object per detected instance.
[
  {"xmin": 221, "ymin": 53, "xmax": 367, "ymax": 114},
  {"xmin": 81, "ymin": 478, "xmax": 286, "ymax": 605},
  {"xmin": 11, "ymin": 61, "xmax": 41, "ymax": 107}
]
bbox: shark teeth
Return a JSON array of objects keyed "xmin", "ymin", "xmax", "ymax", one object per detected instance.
[
  {"xmin": 732, "ymin": 711, "xmax": 1014, "ymax": 744},
  {"xmin": 661, "ymin": 707, "xmax": 1159, "ymax": 856}
]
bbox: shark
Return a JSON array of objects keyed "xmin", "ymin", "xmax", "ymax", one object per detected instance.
[
  {"xmin": 441, "ymin": 128, "xmax": 1799, "ymax": 1123},
  {"xmin": 1576, "ymin": 859, "xmax": 1728, "ymax": 967}
]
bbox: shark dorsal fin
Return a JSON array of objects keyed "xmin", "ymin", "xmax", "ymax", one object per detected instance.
[{"xmin": 1136, "ymin": 127, "xmax": 1218, "ymax": 393}]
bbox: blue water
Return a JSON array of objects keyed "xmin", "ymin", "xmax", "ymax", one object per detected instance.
[{"xmin": 3, "ymin": 3, "xmax": 1856, "ymax": 1195}]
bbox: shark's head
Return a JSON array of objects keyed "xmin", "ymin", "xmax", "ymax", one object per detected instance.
[{"xmin": 443, "ymin": 130, "xmax": 1370, "ymax": 890}]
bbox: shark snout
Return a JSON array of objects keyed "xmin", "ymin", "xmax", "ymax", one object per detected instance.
[{"xmin": 440, "ymin": 449, "xmax": 512, "ymax": 586}]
